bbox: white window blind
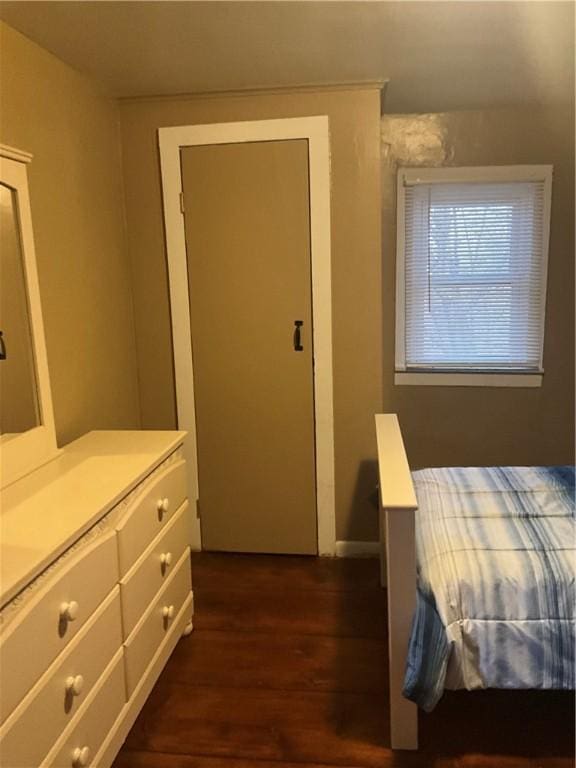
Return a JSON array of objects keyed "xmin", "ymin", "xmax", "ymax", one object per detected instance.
[{"xmin": 397, "ymin": 169, "xmax": 552, "ymax": 375}]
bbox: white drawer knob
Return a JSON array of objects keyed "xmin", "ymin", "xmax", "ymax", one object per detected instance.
[
  {"xmin": 72, "ymin": 746, "xmax": 90, "ymax": 767},
  {"xmin": 160, "ymin": 551, "xmax": 173, "ymax": 567},
  {"xmin": 162, "ymin": 604, "xmax": 175, "ymax": 621},
  {"xmin": 59, "ymin": 601, "xmax": 79, "ymax": 622},
  {"xmin": 65, "ymin": 674, "xmax": 84, "ymax": 696},
  {"xmin": 156, "ymin": 497, "xmax": 170, "ymax": 515}
]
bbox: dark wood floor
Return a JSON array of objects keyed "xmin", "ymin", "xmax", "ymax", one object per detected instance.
[{"xmin": 113, "ymin": 553, "xmax": 575, "ymax": 768}]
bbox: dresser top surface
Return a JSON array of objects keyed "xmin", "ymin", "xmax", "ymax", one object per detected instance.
[{"xmin": 0, "ymin": 430, "xmax": 186, "ymax": 608}]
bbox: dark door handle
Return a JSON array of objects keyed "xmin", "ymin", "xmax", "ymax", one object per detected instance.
[{"xmin": 293, "ymin": 320, "xmax": 303, "ymax": 351}]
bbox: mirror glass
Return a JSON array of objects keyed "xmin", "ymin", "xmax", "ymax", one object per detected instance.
[{"xmin": 0, "ymin": 182, "xmax": 40, "ymax": 436}]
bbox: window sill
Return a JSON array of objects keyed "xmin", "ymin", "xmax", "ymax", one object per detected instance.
[{"xmin": 394, "ymin": 371, "xmax": 543, "ymax": 388}]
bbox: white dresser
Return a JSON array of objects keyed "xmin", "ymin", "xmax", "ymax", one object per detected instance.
[{"xmin": 0, "ymin": 430, "xmax": 192, "ymax": 768}]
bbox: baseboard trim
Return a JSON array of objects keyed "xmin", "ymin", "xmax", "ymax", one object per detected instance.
[{"xmin": 335, "ymin": 540, "xmax": 380, "ymax": 558}]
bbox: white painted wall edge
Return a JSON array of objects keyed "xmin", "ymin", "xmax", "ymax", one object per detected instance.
[{"xmin": 335, "ymin": 541, "xmax": 380, "ymax": 558}]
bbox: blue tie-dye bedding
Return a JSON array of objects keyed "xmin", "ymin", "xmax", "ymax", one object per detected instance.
[{"xmin": 403, "ymin": 466, "xmax": 575, "ymax": 711}]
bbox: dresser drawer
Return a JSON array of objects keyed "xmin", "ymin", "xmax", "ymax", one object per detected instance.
[
  {"xmin": 0, "ymin": 587, "xmax": 122, "ymax": 767},
  {"xmin": 116, "ymin": 458, "xmax": 187, "ymax": 576},
  {"xmin": 124, "ymin": 547, "xmax": 192, "ymax": 697},
  {"xmin": 0, "ymin": 531, "xmax": 118, "ymax": 720},
  {"xmin": 120, "ymin": 502, "xmax": 191, "ymax": 637},
  {"xmin": 40, "ymin": 648, "xmax": 125, "ymax": 768}
]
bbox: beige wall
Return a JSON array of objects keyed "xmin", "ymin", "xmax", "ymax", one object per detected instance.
[
  {"xmin": 2, "ymin": 22, "xmax": 572, "ymax": 543},
  {"xmin": 2, "ymin": 22, "xmax": 572, "ymax": 544},
  {"xmin": 119, "ymin": 87, "xmax": 383, "ymax": 541},
  {"xmin": 0, "ymin": 22, "xmax": 140, "ymax": 445},
  {"xmin": 382, "ymin": 107, "xmax": 575, "ymax": 470}
]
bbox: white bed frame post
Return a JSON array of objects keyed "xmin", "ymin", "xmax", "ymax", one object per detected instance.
[{"xmin": 375, "ymin": 414, "xmax": 418, "ymax": 750}]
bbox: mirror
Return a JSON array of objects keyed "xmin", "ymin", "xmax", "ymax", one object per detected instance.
[
  {"xmin": 0, "ymin": 182, "xmax": 41, "ymax": 436},
  {"xmin": 0, "ymin": 145, "xmax": 59, "ymax": 488}
]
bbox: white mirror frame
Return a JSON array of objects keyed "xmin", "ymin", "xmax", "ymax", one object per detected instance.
[{"xmin": 0, "ymin": 144, "xmax": 59, "ymax": 488}]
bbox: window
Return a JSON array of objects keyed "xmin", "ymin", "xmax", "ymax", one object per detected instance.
[{"xmin": 395, "ymin": 166, "xmax": 553, "ymax": 387}]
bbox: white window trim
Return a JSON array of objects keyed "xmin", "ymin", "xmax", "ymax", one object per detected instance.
[
  {"xmin": 395, "ymin": 165, "xmax": 553, "ymax": 387},
  {"xmin": 395, "ymin": 372, "xmax": 543, "ymax": 387}
]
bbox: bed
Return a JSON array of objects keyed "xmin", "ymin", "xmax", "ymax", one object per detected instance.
[{"xmin": 375, "ymin": 415, "xmax": 576, "ymax": 750}]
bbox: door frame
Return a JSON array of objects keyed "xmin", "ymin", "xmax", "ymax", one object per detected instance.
[{"xmin": 158, "ymin": 116, "xmax": 335, "ymax": 555}]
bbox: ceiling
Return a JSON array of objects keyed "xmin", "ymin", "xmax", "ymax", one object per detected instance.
[{"xmin": 0, "ymin": 1, "xmax": 573, "ymax": 113}]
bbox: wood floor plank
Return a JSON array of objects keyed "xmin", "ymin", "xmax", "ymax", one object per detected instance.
[
  {"xmin": 190, "ymin": 552, "xmax": 382, "ymax": 594},
  {"xmin": 122, "ymin": 682, "xmax": 392, "ymax": 767},
  {"xmin": 163, "ymin": 629, "xmax": 388, "ymax": 693},
  {"xmin": 114, "ymin": 553, "xmax": 575, "ymax": 768},
  {"xmin": 447, "ymin": 759, "xmax": 575, "ymax": 768},
  {"xmin": 114, "ymin": 752, "xmax": 378, "ymax": 768},
  {"xmin": 119, "ymin": 681, "xmax": 575, "ymax": 768},
  {"xmin": 193, "ymin": 587, "xmax": 387, "ymax": 639},
  {"xmin": 421, "ymin": 688, "xmax": 575, "ymax": 756},
  {"xmin": 114, "ymin": 748, "xmax": 574, "ymax": 768},
  {"xmin": 116, "ymin": 752, "xmax": 576, "ymax": 768}
]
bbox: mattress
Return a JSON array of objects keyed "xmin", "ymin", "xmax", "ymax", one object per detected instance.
[{"xmin": 403, "ymin": 465, "xmax": 575, "ymax": 711}]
